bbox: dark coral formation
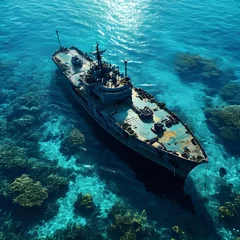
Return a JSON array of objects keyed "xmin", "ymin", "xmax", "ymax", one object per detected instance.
[
  {"xmin": 30, "ymin": 162, "xmax": 71, "ymax": 187},
  {"xmin": 0, "ymin": 143, "xmax": 33, "ymax": 172},
  {"xmin": 0, "ymin": 212, "xmax": 27, "ymax": 240},
  {"xmin": 7, "ymin": 87, "xmax": 49, "ymax": 122},
  {"xmin": 13, "ymin": 114, "xmax": 38, "ymax": 128},
  {"xmin": 218, "ymin": 193, "xmax": 240, "ymax": 231},
  {"xmin": 0, "ymin": 81, "xmax": 74, "ymax": 238},
  {"xmin": 0, "ymin": 85, "xmax": 58, "ymax": 163},
  {"xmin": 69, "ymin": 129, "xmax": 85, "ymax": 145},
  {"xmin": 172, "ymin": 225, "xmax": 188, "ymax": 240},
  {"xmin": 0, "ymin": 179, "xmax": 11, "ymax": 200},
  {"xmin": 206, "ymin": 105, "xmax": 240, "ymax": 141},
  {"xmin": 108, "ymin": 202, "xmax": 160, "ymax": 240},
  {"xmin": 45, "ymin": 174, "xmax": 69, "ymax": 194},
  {"xmin": 74, "ymin": 193, "xmax": 95, "ymax": 216},
  {"xmin": 175, "ymin": 53, "xmax": 236, "ymax": 87},
  {"xmin": 205, "ymin": 105, "xmax": 240, "ymax": 153},
  {"xmin": 220, "ymin": 83, "xmax": 240, "ymax": 104},
  {"xmin": 60, "ymin": 128, "xmax": 85, "ymax": 154},
  {"xmin": 176, "ymin": 53, "xmax": 221, "ymax": 80},
  {"xmin": 11, "ymin": 174, "xmax": 48, "ymax": 208}
]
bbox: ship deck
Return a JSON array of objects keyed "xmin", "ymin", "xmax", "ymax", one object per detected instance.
[
  {"xmin": 53, "ymin": 47, "xmax": 92, "ymax": 83},
  {"xmin": 103, "ymin": 88, "xmax": 206, "ymax": 162}
]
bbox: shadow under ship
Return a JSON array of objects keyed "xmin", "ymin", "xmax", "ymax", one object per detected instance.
[{"xmin": 52, "ymin": 36, "xmax": 208, "ymax": 180}]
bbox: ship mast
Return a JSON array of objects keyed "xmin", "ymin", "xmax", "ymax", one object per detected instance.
[
  {"xmin": 55, "ymin": 30, "xmax": 62, "ymax": 49},
  {"xmin": 124, "ymin": 60, "xmax": 128, "ymax": 77},
  {"xmin": 96, "ymin": 42, "xmax": 102, "ymax": 69}
]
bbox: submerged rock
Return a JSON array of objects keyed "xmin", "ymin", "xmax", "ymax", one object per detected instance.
[
  {"xmin": 11, "ymin": 174, "xmax": 48, "ymax": 208},
  {"xmin": 74, "ymin": 193, "xmax": 95, "ymax": 216},
  {"xmin": 219, "ymin": 167, "xmax": 227, "ymax": 178}
]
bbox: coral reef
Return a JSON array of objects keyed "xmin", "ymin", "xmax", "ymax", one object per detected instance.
[
  {"xmin": 175, "ymin": 53, "xmax": 222, "ymax": 82},
  {"xmin": 74, "ymin": 193, "xmax": 95, "ymax": 216},
  {"xmin": 30, "ymin": 161, "xmax": 71, "ymax": 186},
  {"xmin": 45, "ymin": 174, "xmax": 69, "ymax": 194},
  {"xmin": 0, "ymin": 211, "xmax": 27, "ymax": 240},
  {"xmin": 0, "ymin": 179, "xmax": 11, "ymax": 200},
  {"xmin": 22, "ymin": 129, "xmax": 41, "ymax": 142},
  {"xmin": 219, "ymin": 194, "xmax": 240, "ymax": 219},
  {"xmin": 0, "ymin": 143, "xmax": 33, "ymax": 172},
  {"xmin": 220, "ymin": 83, "xmax": 240, "ymax": 104},
  {"xmin": 11, "ymin": 174, "xmax": 48, "ymax": 207},
  {"xmin": 108, "ymin": 202, "xmax": 160, "ymax": 240},
  {"xmin": 172, "ymin": 225, "xmax": 188, "ymax": 240},
  {"xmin": 219, "ymin": 203, "xmax": 236, "ymax": 218},
  {"xmin": 205, "ymin": 105, "xmax": 240, "ymax": 152},
  {"xmin": 218, "ymin": 193, "xmax": 240, "ymax": 234},
  {"xmin": 60, "ymin": 128, "xmax": 85, "ymax": 154},
  {"xmin": 175, "ymin": 53, "xmax": 236, "ymax": 87},
  {"xmin": 7, "ymin": 87, "xmax": 49, "ymax": 121},
  {"xmin": 13, "ymin": 114, "xmax": 38, "ymax": 128},
  {"xmin": 0, "ymin": 141, "xmax": 71, "ymax": 186},
  {"xmin": 69, "ymin": 129, "xmax": 85, "ymax": 145}
]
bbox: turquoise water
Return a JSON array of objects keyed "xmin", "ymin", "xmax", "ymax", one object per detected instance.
[{"xmin": 0, "ymin": 0, "xmax": 240, "ymax": 239}]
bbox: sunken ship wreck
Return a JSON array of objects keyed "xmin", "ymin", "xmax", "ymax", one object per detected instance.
[{"xmin": 52, "ymin": 32, "xmax": 208, "ymax": 180}]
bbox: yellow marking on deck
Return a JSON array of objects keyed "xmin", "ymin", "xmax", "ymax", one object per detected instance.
[
  {"xmin": 152, "ymin": 142, "xmax": 160, "ymax": 148},
  {"xmin": 153, "ymin": 115, "xmax": 161, "ymax": 122},
  {"xmin": 162, "ymin": 130, "xmax": 176, "ymax": 141}
]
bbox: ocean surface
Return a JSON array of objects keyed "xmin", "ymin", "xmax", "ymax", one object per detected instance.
[{"xmin": 0, "ymin": 0, "xmax": 240, "ymax": 239}]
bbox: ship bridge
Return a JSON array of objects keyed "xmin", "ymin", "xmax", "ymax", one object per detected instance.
[{"xmin": 52, "ymin": 46, "xmax": 132, "ymax": 104}]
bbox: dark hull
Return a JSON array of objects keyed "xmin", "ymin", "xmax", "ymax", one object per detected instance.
[
  {"xmin": 59, "ymin": 72, "xmax": 200, "ymax": 181},
  {"xmin": 52, "ymin": 47, "xmax": 208, "ymax": 181}
]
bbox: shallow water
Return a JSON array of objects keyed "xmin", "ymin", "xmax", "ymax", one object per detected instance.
[{"xmin": 0, "ymin": 0, "xmax": 240, "ymax": 239}]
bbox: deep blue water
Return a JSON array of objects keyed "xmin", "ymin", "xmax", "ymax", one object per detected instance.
[{"xmin": 0, "ymin": 0, "xmax": 240, "ymax": 239}]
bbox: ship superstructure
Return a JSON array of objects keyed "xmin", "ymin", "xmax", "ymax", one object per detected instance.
[{"xmin": 52, "ymin": 39, "xmax": 208, "ymax": 180}]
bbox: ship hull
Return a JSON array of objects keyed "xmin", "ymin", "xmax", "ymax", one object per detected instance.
[{"xmin": 54, "ymin": 66, "xmax": 202, "ymax": 180}]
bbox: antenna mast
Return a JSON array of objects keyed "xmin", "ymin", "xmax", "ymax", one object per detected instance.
[
  {"xmin": 96, "ymin": 42, "xmax": 102, "ymax": 69},
  {"xmin": 124, "ymin": 60, "xmax": 128, "ymax": 77},
  {"xmin": 56, "ymin": 30, "xmax": 62, "ymax": 49}
]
